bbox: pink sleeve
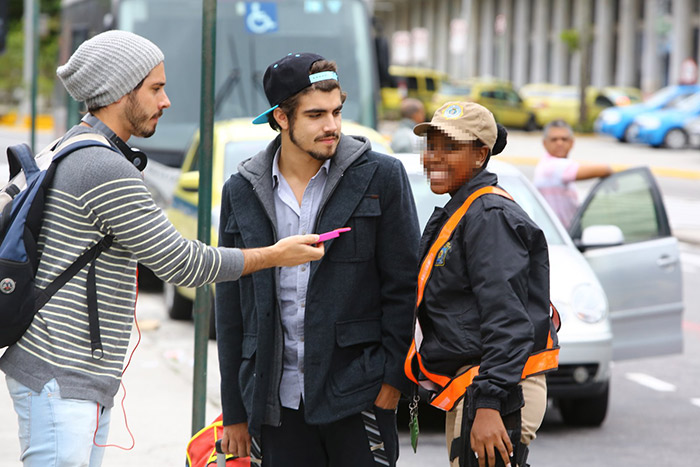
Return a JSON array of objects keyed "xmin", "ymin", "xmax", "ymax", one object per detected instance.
[{"xmin": 561, "ymin": 160, "xmax": 580, "ymax": 183}]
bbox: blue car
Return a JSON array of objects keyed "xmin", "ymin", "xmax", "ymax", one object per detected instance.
[
  {"xmin": 632, "ymin": 92, "xmax": 700, "ymax": 149},
  {"xmin": 596, "ymin": 84, "xmax": 700, "ymax": 142}
]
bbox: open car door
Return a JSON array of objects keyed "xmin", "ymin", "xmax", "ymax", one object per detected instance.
[{"xmin": 568, "ymin": 167, "xmax": 683, "ymax": 360}]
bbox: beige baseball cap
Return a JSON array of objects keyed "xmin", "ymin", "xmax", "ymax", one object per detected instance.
[{"xmin": 413, "ymin": 101, "xmax": 497, "ymax": 150}]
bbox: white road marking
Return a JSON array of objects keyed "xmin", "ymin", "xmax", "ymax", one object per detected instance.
[
  {"xmin": 691, "ymin": 399, "xmax": 700, "ymax": 409},
  {"xmin": 625, "ymin": 373, "xmax": 677, "ymax": 392}
]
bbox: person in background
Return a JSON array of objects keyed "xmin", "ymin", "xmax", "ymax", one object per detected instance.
[
  {"xmin": 390, "ymin": 97, "xmax": 425, "ymax": 153},
  {"xmin": 533, "ymin": 119, "xmax": 613, "ymax": 228},
  {"xmin": 1, "ymin": 31, "xmax": 323, "ymax": 467}
]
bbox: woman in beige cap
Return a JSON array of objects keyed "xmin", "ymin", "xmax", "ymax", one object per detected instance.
[{"xmin": 405, "ymin": 102, "xmax": 560, "ymax": 467}]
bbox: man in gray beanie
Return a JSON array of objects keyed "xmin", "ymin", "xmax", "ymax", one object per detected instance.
[{"xmin": 1, "ymin": 30, "xmax": 324, "ymax": 467}]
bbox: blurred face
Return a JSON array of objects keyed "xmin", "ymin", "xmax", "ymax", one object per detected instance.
[
  {"xmin": 421, "ymin": 128, "xmax": 488, "ymax": 195},
  {"xmin": 286, "ymin": 88, "xmax": 343, "ymax": 161},
  {"xmin": 124, "ymin": 62, "xmax": 171, "ymax": 138},
  {"xmin": 543, "ymin": 127, "xmax": 574, "ymax": 158}
]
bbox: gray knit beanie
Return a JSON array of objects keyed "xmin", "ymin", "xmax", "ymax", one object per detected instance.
[{"xmin": 57, "ymin": 30, "xmax": 164, "ymax": 109}]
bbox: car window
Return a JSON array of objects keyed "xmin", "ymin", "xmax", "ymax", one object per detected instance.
[
  {"xmin": 674, "ymin": 92, "xmax": 700, "ymax": 111},
  {"xmin": 646, "ymin": 86, "xmax": 681, "ymax": 107},
  {"xmin": 223, "ymin": 141, "xmax": 270, "ymax": 179},
  {"xmin": 188, "ymin": 143, "xmax": 200, "ymax": 172},
  {"xmin": 576, "ymin": 170, "xmax": 664, "ymax": 243},
  {"xmin": 481, "ymin": 90, "xmax": 496, "ymax": 99},
  {"xmin": 442, "ymin": 82, "xmax": 471, "ymax": 96},
  {"xmin": 594, "ymin": 95, "xmax": 614, "ymax": 107},
  {"xmin": 504, "ymin": 90, "xmax": 521, "ymax": 104},
  {"xmin": 496, "ymin": 174, "xmax": 565, "ymax": 246},
  {"xmin": 662, "ymin": 95, "xmax": 690, "ymax": 109},
  {"xmin": 407, "ymin": 77, "xmax": 418, "ymax": 91},
  {"xmin": 426, "ymin": 78, "xmax": 436, "ymax": 91}
]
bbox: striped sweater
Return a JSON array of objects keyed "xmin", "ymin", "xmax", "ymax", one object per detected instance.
[{"xmin": 0, "ymin": 126, "xmax": 244, "ymax": 408}]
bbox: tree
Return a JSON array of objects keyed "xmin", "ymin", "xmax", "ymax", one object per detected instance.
[
  {"xmin": 0, "ymin": 0, "xmax": 62, "ymax": 108},
  {"xmin": 560, "ymin": 23, "xmax": 592, "ymax": 130}
]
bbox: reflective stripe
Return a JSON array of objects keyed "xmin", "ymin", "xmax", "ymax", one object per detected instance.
[{"xmin": 405, "ymin": 187, "xmax": 560, "ymax": 411}]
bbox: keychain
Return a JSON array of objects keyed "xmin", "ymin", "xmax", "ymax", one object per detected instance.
[{"xmin": 408, "ymin": 393, "xmax": 420, "ymax": 452}]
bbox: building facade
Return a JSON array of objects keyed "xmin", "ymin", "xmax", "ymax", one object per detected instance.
[{"xmin": 373, "ymin": 0, "xmax": 700, "ymax": 94}]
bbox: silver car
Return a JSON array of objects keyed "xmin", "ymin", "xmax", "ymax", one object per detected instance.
[{"xmin": 395, "ymin": 153, "xmax": 684, "ymax": 427}]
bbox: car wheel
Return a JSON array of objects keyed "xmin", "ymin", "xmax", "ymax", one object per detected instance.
[
  {"xmin": 164, "ymin": 282, "xmax": 193, "ymax": 320},
  {"xmin": 664, "ymin": 128, "xmax": 688, "ymax": 149},
  {"xmin": 524, "ymin": 115, "xmax": 538, "ymax": 132},
  {"xmin": 558, "ymin": 383, "xmax": 609, "ymax": 427},
  {"xmin": 621, "ymin": 124, "xmax": 638, "ymax": 143}
]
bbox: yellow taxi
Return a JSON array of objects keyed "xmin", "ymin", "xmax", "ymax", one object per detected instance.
[
  {"xmin": 427, "ymin": 77, "xmax": 537, "ymax": 131},
  {"xmin": 165, "ymin": 118, "xmax": 392, "ymax": 322},
  {"xmin": 380, "ymin": 66, "xmax": 448, "ymax": 119},
  {"xmin": 520, "ymin": 84, "xmax": 642, "ymax": 128}
]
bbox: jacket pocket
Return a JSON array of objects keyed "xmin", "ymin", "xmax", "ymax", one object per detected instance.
[
  {"xmin": 328, "ymin": 196, "xmax": 381, "ymax": 263},
  {"xmin": 224, "ymin": 216, "xmax": 240, "ymax": 234},
  {"xmin": 330, "ymin": 318, "xmax": 385, "ymax": 396}
]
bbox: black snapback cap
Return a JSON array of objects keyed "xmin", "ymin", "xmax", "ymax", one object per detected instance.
[{"xmin": 252, "ymin": 52, "xmax": 338, "ymax": 124}]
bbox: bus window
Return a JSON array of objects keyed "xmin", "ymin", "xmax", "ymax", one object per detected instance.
[{"xmin": 59, "ymin": 0, "xmax": 378, "ymax": 167}]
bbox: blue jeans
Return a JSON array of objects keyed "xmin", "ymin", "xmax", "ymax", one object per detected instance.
[{"xmin": 5, "ymin": 375, "xmax": 112, "ymax": 467}]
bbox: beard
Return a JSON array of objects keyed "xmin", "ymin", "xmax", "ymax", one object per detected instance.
[
  {"xmin": 289, "ymin": 120, "xmax": 339, "ymax": 161},
  {"xmin": 125, "ymin": 94, "xmax": 162, "ymax": 138}
]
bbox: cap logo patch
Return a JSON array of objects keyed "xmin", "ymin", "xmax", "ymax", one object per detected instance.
[{"xmin": 443, "ymin": 104, "xmax": 463, "ymax": 119}]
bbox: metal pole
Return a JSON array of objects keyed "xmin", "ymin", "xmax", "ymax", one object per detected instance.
[
  {"xmin": 192, "ymin": 0, "xmax": 216, "ymax": 435},
  {"xmin": 30, "ymin": 0, "xmax": 38, "ymax": 152}
]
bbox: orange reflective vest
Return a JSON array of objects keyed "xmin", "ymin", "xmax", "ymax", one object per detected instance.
[{"xmin": 404, "ymin": 186, "xmax": 561, "ymax": 412}]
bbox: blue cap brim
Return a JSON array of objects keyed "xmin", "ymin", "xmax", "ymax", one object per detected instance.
[{"xmin": 252, "ymin": 105, "xmax": 278, "ymax": 125}]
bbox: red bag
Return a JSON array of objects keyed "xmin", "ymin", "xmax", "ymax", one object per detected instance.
[{"xmin": 186, "ymin": 414, "xmax": 251, "ymax": 466}]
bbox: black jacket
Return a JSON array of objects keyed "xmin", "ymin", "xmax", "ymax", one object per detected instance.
[
  {"xmin": 417, "ymin": 168, "xmax": 553, "ymax": 413},
  {"xmin": 215, "ymin": 134, "xmax": 420, "ymax": 436}
]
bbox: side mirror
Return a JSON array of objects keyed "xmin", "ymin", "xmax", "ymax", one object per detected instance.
[
  {"xmin": 577, "ymin": 225, "xmax": 625, "ymax": 251},
  {"xmin": 178, "ymin": 171, "xmax": 200, "ymax": 193}
]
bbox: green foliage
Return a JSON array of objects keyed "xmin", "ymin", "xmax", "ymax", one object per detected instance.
[
  {"xmin": 560, "ymin": 29, "xmax": 580, "ymax": 51},
  {"xmin": 0, "ymin": 23, "xmax": 24, "ymax": 102},
  {"xmin": 0, "ymin": 0, "xmax": 62, "ymax": 107}
]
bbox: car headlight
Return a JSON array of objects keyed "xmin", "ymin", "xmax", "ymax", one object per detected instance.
[
  {"xmin": 571, "ymin": 283, "xmax": 607, "ymax": 324},
  {"xmin": 602, "ymin": 110, "xmax": 621, "ymax": 124},
  {"xmin": 636, "ymin": 116, "xmax": 661, "ymax": 129}
]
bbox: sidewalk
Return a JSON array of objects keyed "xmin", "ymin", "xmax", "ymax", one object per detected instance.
[{"xmin": 0, "ymin": 293, "xmax": 223, "ymax": 467}]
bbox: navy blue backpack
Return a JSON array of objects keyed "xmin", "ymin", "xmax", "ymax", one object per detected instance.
[{"xmin": 0, "ymin": 136, "xmax": 116, "ymax": 357}]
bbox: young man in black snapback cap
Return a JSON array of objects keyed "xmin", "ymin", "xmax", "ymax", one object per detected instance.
[{"xmin": 215, "ymin": 52, "xmax": 421, "ymax": 466}]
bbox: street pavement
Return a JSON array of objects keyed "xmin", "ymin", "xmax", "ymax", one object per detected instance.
[{"xmin": 0, "ymin": 125, "xmax": 698, "ymax": 465}]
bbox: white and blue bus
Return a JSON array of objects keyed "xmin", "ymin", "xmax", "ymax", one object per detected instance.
[{"xmin": 57, "ymin": 0, "xmax": 380, "ymax": 168}]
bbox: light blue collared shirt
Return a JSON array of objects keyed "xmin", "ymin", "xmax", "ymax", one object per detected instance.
[{"xmin": 272, "ymin": 149, "xmax": 330, "ymax": 409}]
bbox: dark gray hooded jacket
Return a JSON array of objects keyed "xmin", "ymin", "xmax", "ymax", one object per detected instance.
[{"xmin": 215, "ymin": 133, "xmax": 420, "ymax": 435}]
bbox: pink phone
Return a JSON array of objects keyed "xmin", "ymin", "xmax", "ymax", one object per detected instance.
[{"xmin": 317, "ymin": 227, "xmax": 352, "ymax": 242}]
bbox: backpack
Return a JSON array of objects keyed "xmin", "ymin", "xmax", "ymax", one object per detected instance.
[
  {"xmin": 186, "ymin": 413, "xmax": 259, "ymax": 466},
  {"xmin": 0, "ymin": 134, "xmax": 117, "ymax": 357}
]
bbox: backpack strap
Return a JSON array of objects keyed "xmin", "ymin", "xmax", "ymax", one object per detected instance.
[
  {"xmin": 35, "ymin": 235, "xmax": 114, "ymax": 359},
  {"xmin": 7, "ymin": 144, "xmax": 40, "ymax": 180},
  {"xmin": 31, "ymin": 135, "xmax": 117, "ymax": 360}
]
